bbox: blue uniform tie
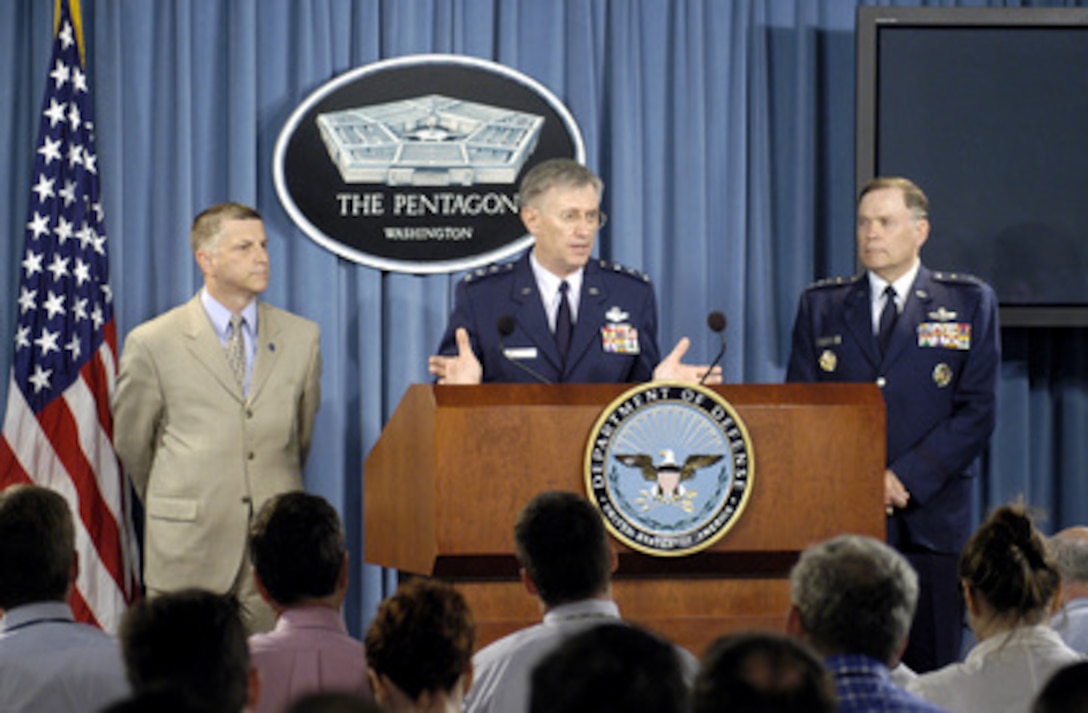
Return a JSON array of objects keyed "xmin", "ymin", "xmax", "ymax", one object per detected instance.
[
  {"xmin": 878, "ymin": 285, "xmax": 898, "ymax": 356},
  {"xmin": 556, "ymin": 280, "xmax": 573, "ymax": 362}
]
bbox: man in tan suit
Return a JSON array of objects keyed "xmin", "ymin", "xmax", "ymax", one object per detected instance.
[{"xmin": 113, "ymin": 202, "xmax": 321, "ymax": 633}]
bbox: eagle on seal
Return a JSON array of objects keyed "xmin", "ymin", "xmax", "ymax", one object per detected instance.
[{"xmin": 614, "ymin": 449, "xmax": 723, "ymax": 502}]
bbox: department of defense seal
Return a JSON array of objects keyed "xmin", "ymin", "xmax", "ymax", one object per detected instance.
[{"xmin": 584, "ymin": 383, "xmax": 754, "ymax": 557}]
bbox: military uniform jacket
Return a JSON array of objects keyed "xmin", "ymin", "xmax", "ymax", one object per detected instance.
[
  {"xmin": 112, "ymin": 295, "xmax": 322, "ymax": 594},
  {"xmin": 786, "ymin": 266, "xmax": 999, "ymax": 553},
  {"xmin": 437, "ymin": 252, "xmax": 661, "ymax": 383}
]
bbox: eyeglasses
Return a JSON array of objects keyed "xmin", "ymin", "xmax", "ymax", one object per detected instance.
[{"xmin": 536, "ymin": 208, "xmax": 608, "ymax": 230}]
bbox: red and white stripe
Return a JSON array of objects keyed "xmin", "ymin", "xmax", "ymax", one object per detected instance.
[{"xmin": 0, "ymin": 323, "xmax": 138, "ymax": 633}]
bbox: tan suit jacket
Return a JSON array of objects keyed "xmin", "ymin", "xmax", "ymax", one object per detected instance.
[{"xmin": 112, "ymin": 294, "xmax": 321, "ymax": 593}]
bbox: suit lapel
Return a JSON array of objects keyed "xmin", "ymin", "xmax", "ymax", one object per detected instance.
[
  {"xmin": 511, "ymin": 256, "xmax": 562, "ymax": 370},
  {"xmin": 844, "ymin": 279, "xmax": 881, "ymax": 369},
  {"xmin": 249, "ymin": 301, "xmax": 279, "ymax": 402},
  {"xmin": 181, "ymin": 295, "xmax": 245, "ymax": 403},
  {"xmin": 565, "ymin": 262, "xmax": 607, "ymax": 375}
]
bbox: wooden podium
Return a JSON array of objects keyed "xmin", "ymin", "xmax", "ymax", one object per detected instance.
[{"xmin": 364, "ymin": 383, "xmax": 885, "ymax": 657}]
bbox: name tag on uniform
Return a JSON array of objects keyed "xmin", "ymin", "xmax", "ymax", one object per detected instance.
[
  {"xmin": 503, "ymin": 347, "xmax": 538, "ymax": 360},
  {"xmin": 917, "ymin": 322, "xmax": 971, "ymax": 350},
  {"xmin": 601, "ymin": 324, "xmax": 640, "ymax": 354}
]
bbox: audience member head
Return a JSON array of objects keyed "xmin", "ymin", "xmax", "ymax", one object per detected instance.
[
  {"xmin": 691, "ymin": 631, "xmax": 837, "ymax": 713},
  {"xmin": 250, "ymin": 491, "xmax": 348, "ymax": 610},
  {"xmin": 287, "ymin": 692, "xmax": 384, "ymax": 713},
  {"xmin": 364, "ymin": 578, "xmax": 475, "ymax": 711},
  {"xmin": 0, "ymin": 484, "xmax": 76, "ymax": 609},
  {"xmin": 189, "ymin": 201, "xmax": 262, "ymax": 254},
  {"xmin": 1049, "ymin": 526, "xmax": 1088, "ymax": 604},
  {"xmin": 1033, "ymin": 661, "xmax": 1088, "ymax": 713},
  {"xmin": 119, "ymin": 589, "xmax": 254, "ymax": 713},
  {"xmin": 788, "ymin": 533, "xmax": 918, "ymax": 665},
  {"xmin": 529, "ymin": 622, "xmax": 687, "ymax": 713},
  {"xmin": 518, "ymin": 158, "xmax": 603, "ymax": 209},
  {"xmin": 514, "ymin": 490, "xmax": 613, "ymax": 607},
  {"xmin": 960, "ymin": 504, "xmax": 1059, "ymax": 638}
]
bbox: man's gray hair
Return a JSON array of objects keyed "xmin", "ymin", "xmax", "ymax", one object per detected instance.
[
  {"xmin": 859, "ymin": 176, "xmax": 929, "ymax": 221},
  {"xmin": 1049, "ymin": 529, "xmax": 1088, "ymax": 584},
  {"xmin": 518, "ymin": 158, "xmax": 603, "ymax": 209},
  {"xmin": 790, "ymin": 534, "xmax": 919, "ymax": 664}
]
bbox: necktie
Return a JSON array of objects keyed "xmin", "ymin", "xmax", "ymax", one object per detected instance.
[
  {"xmin": 555, "ymin": 281, "xmax": 573, "ymax": 362},
  {"xmin": 226, "ymin": 314, "xmax": 246, "ymax": 390},
  {"xmin": 877, "ymin": 285, "xmax": 898, "ymax": 356}
]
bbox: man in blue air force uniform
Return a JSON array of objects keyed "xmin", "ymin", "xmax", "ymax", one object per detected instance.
[
  {"xmin": 787, "ymin": 177, "xmax": 1000, "ymax": 674},
  {"xmin": 429, "ymin": 158, "xmax": 719, "ymax": 385}
]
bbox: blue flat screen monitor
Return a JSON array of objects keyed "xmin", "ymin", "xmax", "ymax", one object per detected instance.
[{"xmin": 856, "ymin": 7, "xmax": 1088, "ymax": 326}]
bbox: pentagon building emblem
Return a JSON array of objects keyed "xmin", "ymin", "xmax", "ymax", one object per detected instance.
[
  {"xmin": 274, "ymin": 54, "xmax": 584, "ymax": 274},
  {"xmin": 315, "ymin": 95, "xmax": 544, "ymax": 186},
  {"xmin": 585, "ymin": 383, "xmax": 754, "ymax": 557}
]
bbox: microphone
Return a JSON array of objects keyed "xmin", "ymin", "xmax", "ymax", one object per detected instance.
[
  {"xmin": 497, "ymin": 315, "xmax": 553, "ymax": 385},
  {"xmin": 700, "ymin": 311, "xmax": 727, "ymax": 385}
]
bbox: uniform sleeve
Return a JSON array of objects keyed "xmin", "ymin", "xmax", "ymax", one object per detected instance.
[
  {"xmin": 786, "ymin": 292, "xmax": 819, "ymax": 382},
  {"xmin": 891, "ymin": 284, "xmax": 1000, "ymax": 504},
  {"xmin": 436, "ymin": 279, "xmax": 483, "ymax": 360},
  {"xmin": 111, "ymin": 331, "xmax": 163, "ymax": 500}
]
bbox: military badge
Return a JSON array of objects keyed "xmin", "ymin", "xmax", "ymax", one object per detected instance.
[
  {"xmin": 605, "ymin": 306, "xmax": 630, "ymax": 323},
  {"xmin": 933, "ymin": 363, "xmax": 953, "ymax": 388},
  {"xmin": 819, "ymin": 350, "xmax": 837, "ymax": 373},
  {"xmin": 928, "ymin": 306, "xmax": 958, "ymax": 322},
  {"xmin": 601, "ymin": 324, "xmax": 640, "ymax": 354},
  {"xmin": 917, "ymin": 322, "xmax": 971, "ymax": 350},
  {"xmin": 585, "ymin": 383, "xmax": 754, "ymax": 557}
]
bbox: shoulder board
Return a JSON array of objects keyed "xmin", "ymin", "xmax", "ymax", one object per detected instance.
[
  {"xmin": 931, "ymin": 271, "xmax": 984, "ymax": 286},
  {"xmin": 462, "ymin": 261, "xmax": 516, "ymax": 284},
  {"xmin": 596, "ymin": 259, "xmax": 651, "ymax": 283},
  {"xmin": 807, "ymin": 274, "xmax": 863, "ymax": 290}
]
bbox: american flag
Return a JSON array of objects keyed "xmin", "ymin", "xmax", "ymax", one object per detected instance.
[{"xmin": 0, "ymin": 0, "xmax": 138, "ymax": 632}]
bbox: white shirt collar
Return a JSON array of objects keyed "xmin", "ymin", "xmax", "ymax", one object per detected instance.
[
  {"xmin": 529, "ymin": 252, "xmax": 584, "ymax": 327},
  {"xmin": 868, "ymin": 259, "xmax": 921, "ymax": 311},
  {"xmin": 542, "ymin": 598, "xmax": 621, "ymax": 625}
]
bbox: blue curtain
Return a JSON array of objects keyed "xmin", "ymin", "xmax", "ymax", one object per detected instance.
[{"xmin": 3, "ymin": 0, "xmax": 1087, "ymax": 636}]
